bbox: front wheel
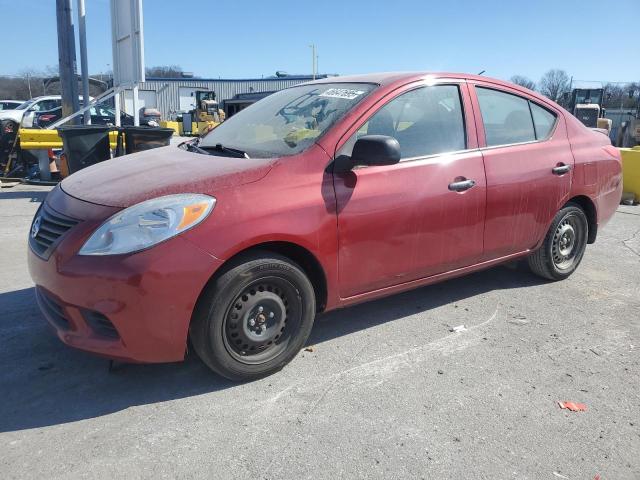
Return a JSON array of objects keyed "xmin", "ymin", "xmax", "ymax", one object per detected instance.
[
  {"xmin": 190, "ymin": 252, "xmax": 316, "ymax": 381},
  {"xmin": 527, "ymin": 203, "xmax": 589, "ymax": 281}
]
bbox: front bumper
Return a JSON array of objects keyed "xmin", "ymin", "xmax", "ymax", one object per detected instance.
[{"xmin": 28, "ymin": 187, "xmax": 223, "ymax": 363}]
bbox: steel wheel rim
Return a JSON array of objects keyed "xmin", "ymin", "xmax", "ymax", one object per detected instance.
[
  {"xmin": 551, "ymin": 214, "xmax": 582, "ymax": 270},
  {"xmin": 222, "ymin": 276, "xmax": 302, "ymax": 365}
]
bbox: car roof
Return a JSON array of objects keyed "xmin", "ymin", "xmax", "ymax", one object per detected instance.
[
  {"xmin": 28, "ymin": 95, "xmax": 90, "ymax": 101},
  {"xmin": 307, "ymin": 71, "xmax": 511, "ymax": 87},
  {"xmin": 29, "ymin": 96, "xmax": 62, "ymax": 100},
  {"xmin": 306, "ymin": 71, "xmax": 558, "ymax": 109}
]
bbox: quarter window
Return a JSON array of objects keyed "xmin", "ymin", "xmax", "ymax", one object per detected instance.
[
  {"xmin": 530, "ymin": 102, "xmax": 557, "ymax": 140},
  {"xmin": 476, "ymin": 87, "xmax": 536, "ymax": 146},
  {"xmin": 340, "ymin": 85, "xmax": 466, "ymax": 159}
]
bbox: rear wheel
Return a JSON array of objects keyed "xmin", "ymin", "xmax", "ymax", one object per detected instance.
[
  {"xmin": 190, "ymin": 252, "xmax": 315, "ymax": 381},
  {"xmin": 528, "ymin": 203, "xmax": 588, "ymax": 280}
]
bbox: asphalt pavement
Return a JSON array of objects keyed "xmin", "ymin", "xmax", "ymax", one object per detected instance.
[{"xmin": 1, "ymin": 184, "xmax": 639, "ymax": 479}]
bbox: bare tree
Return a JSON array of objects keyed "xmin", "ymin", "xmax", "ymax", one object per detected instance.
[
  {"xmin": 538, "ymin": 69, "xmax": 570, "ymax": 102},
  {"xmin": 145, "ymin": 65, "xmax": 184, "ymax": 78},
  {"xmin": 510, "ymin": 75, "xmax": 536, "ymax": 91},
  {"xmin": 598, "ymin": 82, "xmax": 640, "ymax": 109}
]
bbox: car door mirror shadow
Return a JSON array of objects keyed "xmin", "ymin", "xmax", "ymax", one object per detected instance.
[{"xmin": 321, "ymin": 168, "xmax": 356, "ymax": 215}]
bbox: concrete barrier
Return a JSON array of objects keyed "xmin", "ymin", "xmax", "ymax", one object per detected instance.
[{"xmin": 621, "ymin": 147, "xmax": 640, "ymax": 201}]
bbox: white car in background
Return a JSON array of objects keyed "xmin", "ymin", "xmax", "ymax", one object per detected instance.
[
  {"xmin": 0, "ymin": 95, "xmax": 90, "ymax": 128},
  {"xmin": 0, "ymin": 100, "xmax": 24, "ymax": 111}
]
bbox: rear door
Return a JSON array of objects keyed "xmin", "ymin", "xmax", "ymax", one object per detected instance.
[
  {"xmin": 333, "ymin": 81, "xmax": 486, "ymax": 298},
  {"xmin": 469, "ymin": 83, "xmax": 574, "ymax": 259}
]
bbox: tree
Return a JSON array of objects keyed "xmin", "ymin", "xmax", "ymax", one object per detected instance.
[
  {"xmin": 538, "ymin": 69, "xmax": 570, "ymax": 102},
  {"xmin": 145, "ymin": 65, "xmax": 184, "ymax": 78},
  {"xmin": 606, "ymin": 82, "xmax": 640, "ymax": 109},
  {"xmin": 510, "ymin": 75, "xmax": 536, "ymax": 91}
]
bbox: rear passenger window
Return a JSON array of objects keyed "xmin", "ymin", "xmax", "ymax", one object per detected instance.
[
  {"xmin": 530, "ymin": 102, "xmax": 557, "ymax": 140},
  {"xmin": 340, "ymin": 85, "xmax": 466, "ymax": 159},
  {"xmin": 476, "ymin": 88, "xmax": 535, "ymax": 146}
]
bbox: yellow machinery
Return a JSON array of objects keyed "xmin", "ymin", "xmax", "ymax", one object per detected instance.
[
  {"xmin": 171, "ymin": 91, "xmax": 225, "ymax": 137},
  {"xmin": 160, "ymin": 120, "xmax": 218, "ymax": 137},
  {"xmin": 195, "ymin": 92, "xmax": 224, "ymax": 122}
]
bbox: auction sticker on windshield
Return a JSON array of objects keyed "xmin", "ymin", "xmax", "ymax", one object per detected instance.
[{"xmin": 319, "ymin": 88, "xmax": 365, "ymax": 100}]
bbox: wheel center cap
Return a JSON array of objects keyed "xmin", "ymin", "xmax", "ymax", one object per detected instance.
[
  {"xmin": 556, "ymin": 224, "xmax": 575, "ymax": 257},
  {"xmin": 240, "ymin": 292, "xmax": 287, "ymax": 343}
]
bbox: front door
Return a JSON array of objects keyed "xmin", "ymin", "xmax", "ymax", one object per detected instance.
[
  {"xmin": 333, "ymin": 82, "xmax": 486, "ymax": 298},
  {"xmin": 470, "ymin": 84, "xmax": 574, "ymax": 259}
]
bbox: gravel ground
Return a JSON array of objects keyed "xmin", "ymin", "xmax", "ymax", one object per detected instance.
[{"xmin": 1, "ymin": 184, "xmax": 639, "ymax": 480}]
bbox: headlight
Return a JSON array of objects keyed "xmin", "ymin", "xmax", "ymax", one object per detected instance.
[{"xmin": 79, "ymin": 194, "xmax": 215, "ymax": 256}]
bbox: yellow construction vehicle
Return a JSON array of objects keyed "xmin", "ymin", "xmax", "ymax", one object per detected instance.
[
  {"xmin": 194, "ymin": 91, "xmax": 224, "ymax": 123},
  {"xmin": 172, "ymin": 91, "xmax": 225, "ymax": 137}
]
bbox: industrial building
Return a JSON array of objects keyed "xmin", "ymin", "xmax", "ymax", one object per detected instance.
[{"xmin": 119, "ymin": 74, "xmax": 331, "ymax": 119}]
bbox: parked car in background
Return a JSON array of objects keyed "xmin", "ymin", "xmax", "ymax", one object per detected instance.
[
  {"xmin": 34, "ymin": 104, "xmax": 134, "ymax": 128},
  {"xmin": 0, "ymin": 95, "xmax": 90, "ymax": 128},
  {"xmin": 28, "ymin": 72, "xmax": 622, "ymax": 381},
  {"xmin": 0, "ymin": 100, "xmax": 24, "ymax": 111},
  {"xmin": 33, "ymin": 104, "xmax": 160, "ymax": 128}
]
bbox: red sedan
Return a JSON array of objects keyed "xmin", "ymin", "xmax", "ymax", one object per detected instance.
[{"xmin": 28, "ymin": 72, "xmax": 622, "ymax": 380}]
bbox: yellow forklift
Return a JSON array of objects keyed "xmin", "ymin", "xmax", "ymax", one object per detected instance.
[
  {"xmin": 194, "ymin": 91, "xmax": 223, "ymax": 122},
  {"xmin": 175, "ymin": 91, "xmax": 225, "ymax": 136}
]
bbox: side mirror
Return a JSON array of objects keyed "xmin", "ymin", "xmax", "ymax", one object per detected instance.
[
  {"xmin": 351, "ymin": 135, "xmax": 401, "ymax": 167},
  {"xmin": 334, "ymin": 135, "xmax": 401, "ymax": 173}
]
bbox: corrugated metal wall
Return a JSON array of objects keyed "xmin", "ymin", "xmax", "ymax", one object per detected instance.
[{"xmin": 120, "ymin": 77, "xmax": 321, "ymax": 119}]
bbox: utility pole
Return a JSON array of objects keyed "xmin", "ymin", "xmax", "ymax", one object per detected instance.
[
  {"xmin": 26, "ymin": 73, "xmax": 32, "ymax": 98},
  {"xmin": 309, "ymin": 44, "xmax": 316, "ymax": 80},
  {"xmin": 56, "ymin": 0, "xmax": 80, "ymax": 124},
  {"xmin": 77, "ymin": 0, "xmax": 91, "ymax": 124}
]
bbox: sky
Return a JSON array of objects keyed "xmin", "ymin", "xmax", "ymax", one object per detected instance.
[{"xmin": 1, "ymin": 0, "xmax": 638, "ymax": 84}]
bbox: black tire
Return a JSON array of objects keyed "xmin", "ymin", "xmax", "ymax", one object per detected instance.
[
  {"xmin": 190, "ymin": 251, "xmax": 316, "ymax": 381},
  {"xmin": 527, "ymin": 203, "xmax": 589, "ymax": 281}
]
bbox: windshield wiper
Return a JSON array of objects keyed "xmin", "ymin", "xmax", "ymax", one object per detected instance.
[
  {"xmin": 183, "ymin": 139, "xmax": 250, "ymax": 159},
  {"xmin": 183, "ymin": 139, "xmax": 211, "ymax": 155},
  {"xmin": 210, "ymin": 143, "xmax": 250, "ymax": 159}
]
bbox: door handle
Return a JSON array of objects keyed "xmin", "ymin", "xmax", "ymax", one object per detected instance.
[
  {"xmin": 448, "ymin": 179, "xmax": 476, "ymax": 192},
  {"xmin": 552, "ymin": 164, "xmax": 571, "ymax": 175}
]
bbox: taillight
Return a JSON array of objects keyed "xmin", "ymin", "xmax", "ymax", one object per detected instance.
[{"xmin": 40, "ymin": 114, "xmax": 56, "ymax": 122}]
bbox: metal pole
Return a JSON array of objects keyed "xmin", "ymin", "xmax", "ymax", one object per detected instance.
[
  {"xmin": 309, "ymin": 44, "xmax": 316, "ymax": 80},
  {"xmin": 77, "ymin": 0, "xmax": 91, "ymax": 124},
  {"xmin": 25, "ymin": 73, "xmax": 32, "ymax": 98},
  {"xmin": 114, "ymin": 91, "xmax": 121, "ymax": 127},
  {"xmin": 133, "ymin": 85, "xmax": 140, "ymax": 126},
  {"xmin": 56, "ymin": 0, "xmax": 80, "ymax": 124}
]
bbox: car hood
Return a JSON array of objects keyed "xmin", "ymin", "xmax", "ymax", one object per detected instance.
[
  {"xmin": 60, "ymin": 145, "xmax": 274, "ymax": 208},
  {"xmin": 0, "ymin": 110, "xmax": 24, "ymax": 122}
]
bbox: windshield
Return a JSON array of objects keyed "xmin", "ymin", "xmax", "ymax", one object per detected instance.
[
  {"xmin": 199, "ymin": 82, "xmax": 376, "ymax": 157},
  {"xmin": 16, "ymin": 99, "xmax": 36, "ymax": 110}
]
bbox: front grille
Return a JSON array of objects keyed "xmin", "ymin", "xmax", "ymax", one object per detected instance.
[
  {"xmin": 29, "ymin": 203, "xmax": 80, "ymax": 259},
  {"xmin": 83, "ymin": 310, "xmax": 120, "ymax": 339},
  {"xmin": 36, "ymin": 288, "xmax": 71, "ymax": 330}
]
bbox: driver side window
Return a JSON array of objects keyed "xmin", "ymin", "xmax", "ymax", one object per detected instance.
[{"xmin": 339, "ymin": 85, "xmax": 466, "ymax": 160}]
